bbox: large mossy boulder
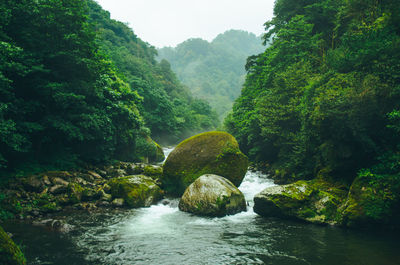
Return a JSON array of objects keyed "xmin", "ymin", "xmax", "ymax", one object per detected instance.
[
  {"xmin": 108, "ymin": 175, "xmax": 163, "ymax": 208},
  {"xmin": 340, "ymin": 174, "xmax": 400, "ymax": 228},
  {"xmin": 254, "ymin": 180, "xmax": 347, "ymax": 225},
  {"xmin": 179, "ymin": 174, "xmax": 246, "ymax": 217},
  {"xmin": 163, "ymin": 131, "xmax": 248, "ymax": 195},
  {"xmin": 0, "ymin": 225, "xmax": 26, "ymax": 265}
]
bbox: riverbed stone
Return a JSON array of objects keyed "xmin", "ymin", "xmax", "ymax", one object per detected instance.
[
  {"xmin": 162, "ymin": 131, "xmax": 248, "ymax": 195},
  {"xmin": 0, "ymin": 225, "xmax": 26, "ymax": 265},
  {"xmin": 179, "ymin": 174, "xmax": 246, "ymax": 217},
  {"xmin": 254, "ymin": 180, "xmax": 347, "ymax": 225},
  {"xmin": 340, "ymin": 174, "xmax": 400, "ymax": 228},
  {"xmin": 42, "ymin": 171, "xmax": 72, "ymax": 180},
  {"xmin": 49, "ymin": 185, "xmax": 68, "ymax": 195},
  {"xmin": 143, "ymin": 165, "xmax": 163, "ymax": 180},
  {"xmin": 22, "ymin": 175, "xmax": 44, "ymax": 192},
  {"xmin": 112, "ymin": 198, "xmax": 125, "ymax": 207},
  {"xmin": 108, "ymin": 175, "xmax": 163, "ymax": 208},
  {"xmin": 51, "ymin": 177, "xmax": 69, "ymax": 186}
]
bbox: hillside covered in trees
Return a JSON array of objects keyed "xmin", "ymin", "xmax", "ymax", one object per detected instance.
[
  {"xmin": 0, "ymin": 0, "xmax": 218, "ymax": 176},
  {"xmin": 226, "ymin": 0, "xmax": 400, "ymax": 190},
  {"xmin": 158, "ymin": 30, "xmax": 265, "ymax": 118}
]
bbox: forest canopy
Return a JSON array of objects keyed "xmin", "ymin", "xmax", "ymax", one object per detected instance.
[
  {"xmin": 0, "ymin": 0, "xmax": 218, "ymax": 176},
  {"xmin": 225, "ymin": 0, "xmax": 400, "ymax": 183}
]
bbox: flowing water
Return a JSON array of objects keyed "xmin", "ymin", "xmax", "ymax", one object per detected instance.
[{"xmin": 3, "ymin": 148, "xmax": 400, "ymax": 265}]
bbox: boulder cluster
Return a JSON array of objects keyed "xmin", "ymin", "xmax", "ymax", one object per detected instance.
[
  {"xmin": 0, "ymin": 163, "xmax": 164, "ymax": 219},
  {"xmin": 163, "ymin": 131, "xmax": 249, "ymax": 216},
  {"xmin": 253, "ymin": 177, "xmax": 400, "ymax": 228}
]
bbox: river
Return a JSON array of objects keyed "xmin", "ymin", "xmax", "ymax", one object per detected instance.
[{"xmin": 3, "ymin": 147, "xmax": 399, "ymax": 264}]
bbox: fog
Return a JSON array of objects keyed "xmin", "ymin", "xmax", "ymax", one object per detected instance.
[{"xmin": 95, "ymin": 0, "xmax": 274, "ymax": 47}]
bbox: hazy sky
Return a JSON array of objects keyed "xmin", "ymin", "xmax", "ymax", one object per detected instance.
[{"xmin": 95, "ymin": 0, "xmax": 275, "ymax": 48}]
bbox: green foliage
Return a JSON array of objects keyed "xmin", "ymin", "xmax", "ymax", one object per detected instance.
[
  {"xmin": 0, "ymin": 0, "xmax": 218, "ymax": 176},
  {"xmin": 226, "ymin": 0, "xmax": 400, "ymax": 184},
  {"xmin": 0, "ymin": 0, "xmax": 145, "ymax": 175},
  {"xmin": 0, "ymin": 225, "xmax": 26, "ymax": 265},
  {"xmin": 87, "ymin": 1, "xmax": 219, "ymax": 143},
  {"xmin": 158, "ymin": 30, "xmax": 265, "ymax": 118}
]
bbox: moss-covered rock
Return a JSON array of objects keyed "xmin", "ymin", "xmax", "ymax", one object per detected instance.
[
  {"xmin": 163, "ymin": 131, "xmax": 248, "ymax": 195},
  {"xmin": 67, "ymin": 183, "xmax": 84, "ymax": 204},
  {"xmin": 179, "ymin": 174, "xmax": 246, "ymax": 217},
  {"xmin": 340, "ymin": 173, "xmax": 400, "ymax": 228},
  {"xmin": 108, "ymin": 175, "xmax": 163, "ymax": 208},
  {"xmin": 21, "ymin": 175, "xmax": 44, "ymax": 193},
  {"xmin": 254, "ymin": 180, "xmax": 347, "ymax": 225},
  {"xmin": 136, "ymin": 134, "xmax": 165, "ymax": 163},
  {"xmin": 152, "ymin": 141, "xmax": 165, "ymax": 163},
  {"xmin": 0, "ymin": 225, "xmax": 26, "ymax": 265},
  {"xmin": 143, "ymin": 165, "xmax": 163, "ymax": 180}
]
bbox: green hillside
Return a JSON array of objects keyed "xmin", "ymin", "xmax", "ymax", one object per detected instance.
[{"xmin": 158, "ymin": 30, "xmax": 265, "ymax": 118}]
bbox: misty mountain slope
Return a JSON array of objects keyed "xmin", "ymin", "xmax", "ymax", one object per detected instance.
[{"xmin": 158, "ymin": 30, "xmax": 265, "ymax": 118}]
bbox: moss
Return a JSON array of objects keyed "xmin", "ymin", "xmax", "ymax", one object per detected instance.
[
  {"xmin": 178, "ymin": 174, "xmax": 246, "ymax": 217},
  {"xmin": 143, "ymin": 165, "xmax": 163, "ymax": 179},
  {"xmin": 340, "ymin": 173, "xmax": 400, "ymax": 228},
  {"xmin": 39, "ymin": 202, "xmax": 60, "ymax": 213},
  {"xmin": 153, "ymin": 141, "xmax": 165, "ymax": 162},
  {"xmin": 108, "ymin": 175, "xmax": 162, "ymax": 208},
  {"xmin": 254, "ymin": 179, "xmax": 348, "ymax": 225},
  {"xmin": 67, "ymin": 183, "xmax": 84, "ymax": 204},
  {"xmin": 163, "ymin": 131, "xmax": 248, "ymax": 195},
  {"xmin": 0, "ymin": 225, "xmax": 26, "ymax": 265}
]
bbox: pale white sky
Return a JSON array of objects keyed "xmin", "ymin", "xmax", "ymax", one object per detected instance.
[{"xmin": 95, "ymin": 0, "xmax": 275, "ymax": 48}]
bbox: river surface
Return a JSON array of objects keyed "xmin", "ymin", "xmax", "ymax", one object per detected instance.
[{"xmin": 3, "ymin": 147, "xmax": 400, "ymax": 265}]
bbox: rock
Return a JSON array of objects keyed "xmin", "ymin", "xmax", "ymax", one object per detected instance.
[
  {"xmin": 39, "ymin": 202, "xmax": 61, "ymax": 213},
  {"xmin": 49, "ymin": 185, "xmax": 67, "ymax": 194},
  {"xmin": 87, "ymin": 171, "xmax": 102, "ymax": 179},
  {"xmin": 56, "ymin": 195, "xmax": 70, "ymax": 206},
  {"xmin": 340, "ymin": 174, "xmax": 400, "ymax": 228},
  {"xmin": 136, "ymin": 136, "xmax": 165, "ymax": 163},
  {"xmin": 75, "ymin": 202, "xmax": 97, "ymax": 211},
  {"xmin": 67, "ymin": 183, "xmax": 84, "ymax": 203},
  {"xmin": 42, "ymin": 171, "xmax": 72, "ymax": 180},
  {"xmin": 99, "ymin": 189, "xmax": 112, "ymax": 202},
  {"xmin": 112, "ymin": 198, "xmax": 124, "ymax": 207},
  {"xmin": 79, "ymin": 173, "xmax": 95, "ymax": 182},
  {"xmin": 143, "ymin": 165, "xmax": 163, "ymax": 179},
  {"xmin": 109, "ymin": 175, "xmax": 163, "ymax": 208},
  {"xmin": 52, "ymin": 177, "xmax": 69, "ymax": 186},
  {"xmin": 32, "ymin": 219, "xmax": 74, "ymax": 233},
  {"xmin": 108, "ymin": 169, "xmax": 127, "ymax": 178},
  {"xmin": 97, "ymin": 170, "xmax": 107, "ymax": 178},
  {"xmin": 102, "ymin": 183, "xmax": 111, "ymax": 193},
  {"xmin": 42, "ymin": 175, "xmax": 51, "ymax": 185},
  {"xmin": 253, "ymin": 180, "xmax": 347, "ymax": 225},
  {"xmin": 179, "ymin": 174, "xmax": 246, "ymax": 217},
  {"xmin": 152, "ymin": 141, "xmax": 165, "ymax": 163},
  {"xmin": 22, "ymin": 175, "xmax": 44, "ymax": 192},
  {"xmin": 73, "ymin": 177, "xmax": 88, "ymax": 186},
  {"xmin": 162, "ymin": 131, "xmax": 248, "ymax": 195},
  {"xmin": 97, "ymin": 201, "xmax": 110, "ymax": 207},
  {"xmin": 0, "ymin": 225, "xmax": 26, "ymax": 265},
  {"xmin": 81, "ymin": 187, "xmax": 100, "ymax": 201}
]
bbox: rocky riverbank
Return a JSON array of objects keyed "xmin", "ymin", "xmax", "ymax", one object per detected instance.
[
  {"xmin": 253, "ymin": 176, "xmax": 400, "ymax": 230},
  {"xmin": 0, "ymin": 162, "xmax": 165, "ymax": 221}
]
